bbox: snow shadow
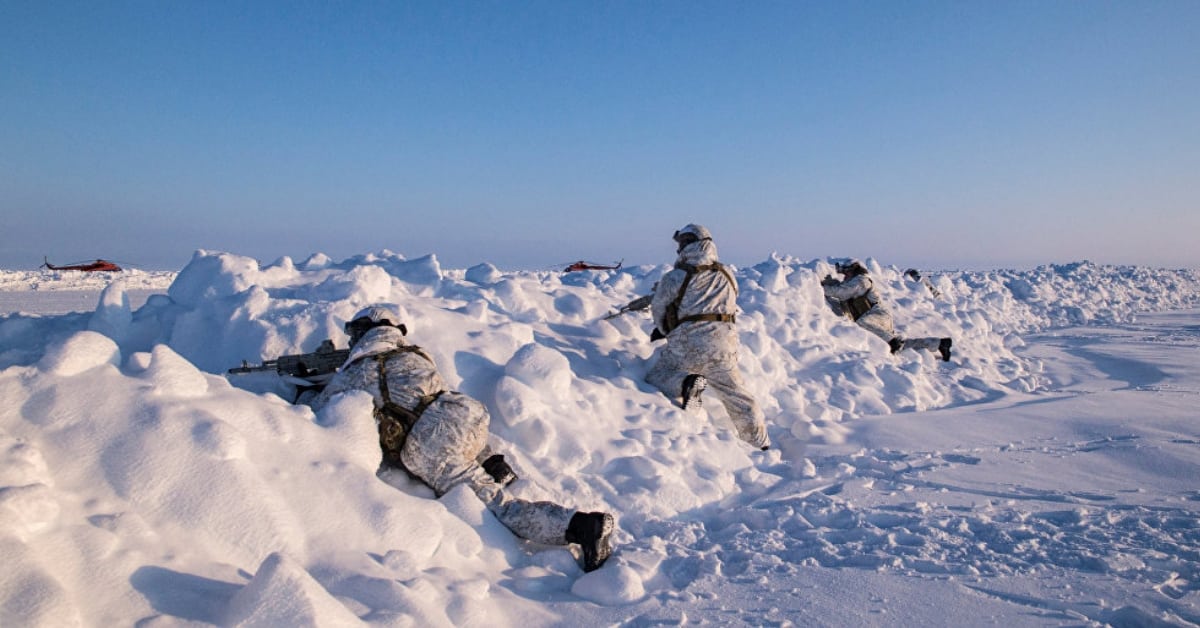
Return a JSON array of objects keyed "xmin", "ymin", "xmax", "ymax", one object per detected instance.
[
  {"xmin": 1061, "ymin": 344, "xmax": 1168, "ymax": 390},
  {"xmin": 130, "ymin": 566, "xmax": 241, "ymax": 624},
  {"xmin": 0, "ymin": 311, "xmax": 91, "ymax": 368}
]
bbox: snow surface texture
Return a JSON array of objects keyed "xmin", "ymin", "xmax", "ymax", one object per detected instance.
[{"xmin": 1, "ymin": 250, "xmax": 1199, "ymax": 626}]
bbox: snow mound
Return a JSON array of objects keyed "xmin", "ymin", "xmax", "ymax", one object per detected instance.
[
  {"xmin": 225, "ymin": 553, "xmax": 364, "ymax": 627},
  {"xmin": 1, "ymin": 249, "xmax": 1199, "ymax": 624},
  {"xmin": 571, "ymin": 564, "xmax": 646, "ymax": 605},
  {"xmin": 38, "ymin": 331, "xmax": 120, "ymax": 376}
]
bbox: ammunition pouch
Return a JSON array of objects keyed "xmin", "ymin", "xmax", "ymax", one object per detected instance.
[
  {"xmin": 371, "ymin": 346, "xmax": 443, "ymax": 472},
  {"xmin": 375, "ymin": 390, "xmax": 446, "ymax": 470},
  {"xmin": 663, "ymin": 309, "xmax": 680, "ymax": 334},
  {"xmin": 843, "ymin": 295, "xmax": 873, "ymax": 321}
]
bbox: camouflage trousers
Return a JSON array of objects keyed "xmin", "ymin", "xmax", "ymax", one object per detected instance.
[
  {"xmin": 857, "ymin": 309, "xmax": 943, "ymax": 354},
  {"xmin": 645, "ymin": 321, "xmax": 769, "ymax": 449},
  {"xmin": 381, "ymin": 391, "xmax": 574, "ymax": 545}
]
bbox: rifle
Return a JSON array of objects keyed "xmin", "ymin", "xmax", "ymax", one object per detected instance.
[
  {"xmin": 228, "ymin": 339, "xmax": 350, "ymax": 386},
  {"xmin": 603, "ymin": 294, "xmax": 653, "ymax": 320}
]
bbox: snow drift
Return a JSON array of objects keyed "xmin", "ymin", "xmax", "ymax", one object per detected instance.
[{"xmin": 1, "ymin": 250, "xmax": 1198, "ymax": 626}]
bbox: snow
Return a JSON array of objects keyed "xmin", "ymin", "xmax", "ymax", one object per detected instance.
[{"xmin": 1, "ymin": 251, "xmax": 1199, "ymax": 626}]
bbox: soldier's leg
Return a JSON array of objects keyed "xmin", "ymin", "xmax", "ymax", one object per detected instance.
[
  {"xmin": 645, "ymin": 341, "xmax": 690, "ymax": 405},
  {"xmin": 400, "ymin": 393, "xmax": 491, "ymax": 493},
  {"xmin": 902, "ymin": 336, "xmax": 952, "ymax": 360},
  {"xmin": 704, "ymin": 364, "xmax": 770, "ymax": 449},
  {"xmin": 469, "ymin": 469, "xmax": 575, "ymax": 545},
  {"xmin": 695, "ymin": 326, "xmax": 769, "ymax": 448},
  {"xmin": 856, "ymin": 311, "xmax": 899, "ymax": 349},
  {"xmin": 402, "ymin": 394, "xmax": 575, "ymax": 545},
  {"xmin": 901, "ymin": 337, "xmax": 941, "ymax": 352}
]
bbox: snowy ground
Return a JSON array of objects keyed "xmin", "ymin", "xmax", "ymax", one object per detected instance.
[{"xmin": 1, "ymin": 252, "xmax": 1198, "ymax": 627}]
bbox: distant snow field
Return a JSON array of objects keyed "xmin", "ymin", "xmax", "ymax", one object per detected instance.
[
  {"xmin": 1, "ymin": 252, "xmax": 1199, "ymax": 626},
  {"xmin": 0, "ymin": 267, "xmax": 176, "ymax": 315}
]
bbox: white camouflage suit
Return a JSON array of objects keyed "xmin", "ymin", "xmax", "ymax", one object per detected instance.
[
  {"xmin": 822, "ymin": 272, "xmax": 944, "ymax": 353},
  {"xmin": 645, "ymin": 226, "xmax": 770, "ymax": 449},
  {"xmin": 310, "ymin": 325, "xmax": 575, "ymax": 545}
]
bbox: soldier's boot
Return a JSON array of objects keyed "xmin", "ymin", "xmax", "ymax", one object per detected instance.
[
  {"xmin": 565, "ymin": 511, "xmax": 615, "ymax": 573},
  {"xmin": 889, "ymin": 337, "xmax": 906, "ymax": 354},
  {"xmin": 681, "ymin": 374, "xmax": 707, "ymax": 410},
  {"xmin": 939, "ymin": 338, "xmax": 953, "ymax": 362},
  {"xmin": 482, "ymin": 454, "xmax": 517, "ymax": 486}
]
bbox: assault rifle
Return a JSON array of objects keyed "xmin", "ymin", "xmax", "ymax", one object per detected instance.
[
  {"xmin": 228, "ymin": 340, "xmax": 349, "ymax": 387},
  {"xmin": 603, "ymin": 294, "xmax": 653, "ymax": 320}
]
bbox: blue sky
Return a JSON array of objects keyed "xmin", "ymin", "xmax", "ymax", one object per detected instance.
[{"xmin": 3, "ymin": 1, "xmax": 1198, "ymax": 271}]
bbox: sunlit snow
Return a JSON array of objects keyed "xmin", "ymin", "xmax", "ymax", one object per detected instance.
[{"xmin": 1, "ymin": 251, "xmax": 1198, "ymax": 626}]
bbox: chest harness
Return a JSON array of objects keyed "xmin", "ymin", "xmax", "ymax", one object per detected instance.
[
  {"xmin": 370, "ymin": 345, "xmax": 447, "ymax": 470},
  {"xmin": 662, "ymin": 262, "xmax": 739, "ymax": 334}
]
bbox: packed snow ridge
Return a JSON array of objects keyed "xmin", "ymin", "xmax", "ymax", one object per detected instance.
[{"xmin": 1, "ymin": 250, "xmax": 1198, "ymax": 625}]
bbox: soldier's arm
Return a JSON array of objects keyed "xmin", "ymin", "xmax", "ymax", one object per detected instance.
[
  {"xmin": 650, "ymin": 271, "xmax": 683, "ymax": 334},
  {"xmin": 821, "ymin": 275, "xmax": 869, "ymax": 301}
]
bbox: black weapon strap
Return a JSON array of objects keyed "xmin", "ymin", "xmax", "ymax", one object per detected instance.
[{"xmin": 664, "ymin": 262, "xmax": 738, "ymax": 333}]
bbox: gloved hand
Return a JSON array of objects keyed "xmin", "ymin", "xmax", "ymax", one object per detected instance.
[
  {"xmin": 820, "ymin": 275, "xmax": 838, "ymax": 287},
  {"xmin": 650, "ymin": 328, "xmax": 666, "ymax": 342},
  {"xmin": 482, "ymin": 454, "xmax": 517, "ymax": 486}
]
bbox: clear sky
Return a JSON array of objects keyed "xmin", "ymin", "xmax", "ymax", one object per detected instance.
[{"xmin": 3, "ymin": 1, "xmax": 1198, "ymax": 271}]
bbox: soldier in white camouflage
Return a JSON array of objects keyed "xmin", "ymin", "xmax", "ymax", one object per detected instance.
[
  {"xmin": 309, "ymin": 305, "xmax": 614, "ymax": 572},
  {"xmin": 645, "ymin": 224, "xmax": 771, "ymax": 450},
  {"xmin": 822, "ymin": 260, "xmax": 953, "ymax": 361}
]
